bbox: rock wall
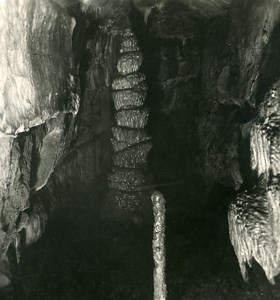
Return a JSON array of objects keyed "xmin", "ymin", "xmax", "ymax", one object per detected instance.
[
  {"xmin": 138, "ymin": 0, "xmax": 279, "ymax": 195},
  {"xmin": 131, "ymin": 0, "xmax": 280, "ymax": 282},
  {"xmin": 0, "ymin": 0, "xmax": 78, "ymax": 136},
  {"xmin": 0, "ymin": 0, "xmax": 134, "ymax": 288},
  {"xmin": 0, "ymin": 0, "xmax": 79, "ymax": 288},
  {"xmin": 224, "ymin": 0, "xmax": 280, "ymax": 283},
  {"xmin": 197, "ymin": 0, "xmax": 279, "ymax": 192},
  {"xmin": 132, "ymin": 3, "xmax": 204, "ymax": 206}
]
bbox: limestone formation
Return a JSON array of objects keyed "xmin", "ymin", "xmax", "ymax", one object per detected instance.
[
  {"xmin": 0, "ymin": 0, "xmax": 79, "ymax": 289},
  {"xmin": 228, "ymin": 190, "xmax": 275, "ymax": 283},
  {"xmin": 113, "ymin": 141, "xmax": 153, "ymax": 169},
  {"xmin": 117, "ymin": 51, "xmax": 143, "ymax": 75},
  {"xmin": 112, "ymin": 88, "xmax": 147, "ymax": 110},
  {"xmin": 115, "ymin": 108, "xmax": 150, "ymax": 129},
  {"xmin": 108, "ymin": 169, "xmax": 149, "ymax": 192},
  {"xmin": 104, "ymin": 189, "xmax": 142, "ymax": 215},
  {"xmin": 1, "ymin": 0, "xmax": 279, "ymax": 295},
  {"xmin": 0, "ymin": 0, "xmax": 77, "ymax": 137},
  {"xmin": 106, "ymin": 27, "xmax": 153, "ymax": 219},
  {"xmin": 120, "ymin": 35, "xmax": 140, "ymax": 53},
  {"xmin": 228, "ymin": 81, "xmax": 280, "ymax": 283},
  {"xmin": 112, "ymin": 73, "xmax": 146, "ymax": 90},
  {"xmin": 112, "ymin": 126, "xmax": 151, "ymax": 145},
  {"xmin": 111, "ymin": 136, "xmax": 151, "ymax": 152}
]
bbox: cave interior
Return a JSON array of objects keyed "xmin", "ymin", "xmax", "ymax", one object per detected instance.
[{"xmin": 0, "ymin": 0, "xmax": 280, "ymax": 299}]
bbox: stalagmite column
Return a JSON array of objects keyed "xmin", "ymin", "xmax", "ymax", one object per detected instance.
[
  {"xmin": 151, "ymin": 191, "xmax": 167, "ymax": 300},
  {"xmin": 228, "ymin": 81, "xmax": 280, "ymax": 283},
  {"xmin": 106, "ymin": 27, "xmax": 152, "ymax": 220}
]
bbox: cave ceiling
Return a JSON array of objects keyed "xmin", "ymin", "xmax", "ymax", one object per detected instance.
[{"xmin": 52, "ymin": 0, "xmax": 231, "ymax": 19}]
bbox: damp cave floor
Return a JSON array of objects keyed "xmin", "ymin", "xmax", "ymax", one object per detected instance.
[{"xmin": 2, "ymin": 189, "xmax": 280, "ymax": 300}]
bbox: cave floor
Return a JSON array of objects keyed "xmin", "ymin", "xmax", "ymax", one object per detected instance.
[{"xmin": 2, "ymin": 188, "xmax": 280, "ymax": 300}]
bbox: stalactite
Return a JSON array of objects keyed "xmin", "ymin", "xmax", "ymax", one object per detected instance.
[
  {"xmin": 228, "ymin": 81, "xmax": 280, "ymax": 283},
  {"xmin": 228, "ymin": 190, "xmax": 276, "ymax": 283},
  {"xmin": 105, "ymin": 26, "xmax": 153, "ymax": 220}
]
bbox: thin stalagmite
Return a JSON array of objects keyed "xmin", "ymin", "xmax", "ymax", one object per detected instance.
[{"xmin": 151, "ymin": 191, "xmax": 167, "ymax": 300}]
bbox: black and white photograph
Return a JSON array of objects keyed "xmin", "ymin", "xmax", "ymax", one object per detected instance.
[{"xmin": 0, "ymin": 0, "xmax": 280, "ymax": 299}]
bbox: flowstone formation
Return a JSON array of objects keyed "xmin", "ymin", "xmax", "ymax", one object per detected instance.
[
  {"xmin": 228, "ymin": 81, "xmax": 280, "ymax": 284},
  {"xmin": 105, "ymin": 27, "xmax": 153, "ymax": 221}
]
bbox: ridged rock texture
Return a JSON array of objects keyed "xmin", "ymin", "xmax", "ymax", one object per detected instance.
[
  {"xmin": 105, "ymin": 27, "xmax": 153, "ymax": 221},
  {"xmin": 0, "ymin": 0, "xmax": 80, "ymax": 288},
  {"xmin": 228, "ymin": 81, "xmax": 280, "ymax": 284},
  {"xmin": 0, "ymin": 0, "xmax": 78, "ymax": 136}
]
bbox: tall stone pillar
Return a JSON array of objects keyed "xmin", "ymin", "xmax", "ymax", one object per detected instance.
[{"xmin": 105, "ymin": 27, "xmax": 153, "ymax": 222}]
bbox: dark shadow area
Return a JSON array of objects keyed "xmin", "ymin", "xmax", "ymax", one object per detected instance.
[
  {"xmin": 2, "ymin": 196, "xmax": 153, "ymax": 300},
  {"xmin": 3, "ymin": 182, "xmax": 280, "ymax": 299}
]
